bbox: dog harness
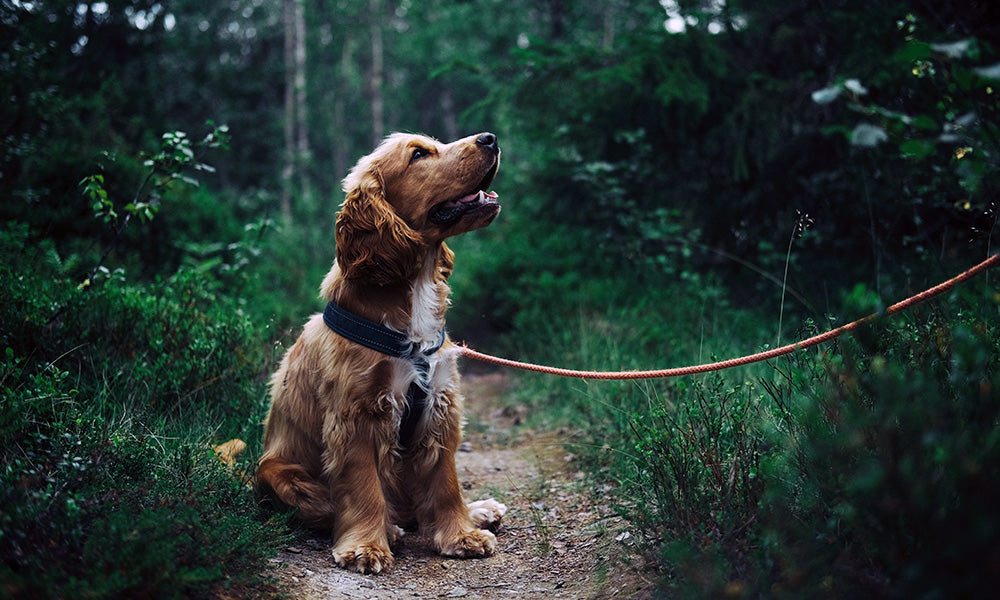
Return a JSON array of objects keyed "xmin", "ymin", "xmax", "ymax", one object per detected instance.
[{"xmin": 322, "ymin": 301, "xmax": 446, "ymax": 447}]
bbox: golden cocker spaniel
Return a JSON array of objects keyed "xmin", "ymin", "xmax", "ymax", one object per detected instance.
[{"xmin": 256, "ymin": 132, "xmax": 507, "ymax": 573}]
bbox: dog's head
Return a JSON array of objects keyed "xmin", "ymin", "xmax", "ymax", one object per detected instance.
[{"xmin": 336, "ymin": 132, "xmax": 501, "ymax": 285}]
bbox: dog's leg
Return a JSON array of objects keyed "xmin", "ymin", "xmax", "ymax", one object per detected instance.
[
  {"xmin": 327, "ymin": 416, "xmax": 396, "ymax": 574},
  {"xmin": 417, "ymin": 447, "xmax": 498, "ymax": 558},
  {"xmin": 410, "ymin": 395, "xmax": 499, "ymax": 559},
  {"xmin": 255, "ymin": 457, "xmax": 337, "ymax": 529}
]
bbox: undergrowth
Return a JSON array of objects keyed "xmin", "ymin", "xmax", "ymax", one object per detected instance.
[
  {"xmin": 491, "ymin": 245, "xmax": 1000, "ymax": 598},
  {"xmin": 0, "ymin": 222, "xmax": 290, "ymax": 599}
]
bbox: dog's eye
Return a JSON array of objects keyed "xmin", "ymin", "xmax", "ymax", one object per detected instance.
[{"xmin": 410, "ymin": 147, "xmax": 429, "ymax": 163}]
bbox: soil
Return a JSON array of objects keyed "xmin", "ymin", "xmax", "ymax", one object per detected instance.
[{"xmin": 267, "ymin": 373, "xmax": 656, "ymax": 599}]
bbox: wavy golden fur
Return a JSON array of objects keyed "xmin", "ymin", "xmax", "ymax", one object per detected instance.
[{"xmin": 256, "ymin": 132, "xmax": 506, "ymax": 574}]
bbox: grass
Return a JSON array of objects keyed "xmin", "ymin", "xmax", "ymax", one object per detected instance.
[
  {"xmin": 0, "ymin": 223, "xmax": 290, "ymax": 599},
  {"xmin": 3, "ymin": 196, "xmax": 997, "ymax": 599},
  {"xmin": 489, "ymin": 249, "xmax": 1000, "ymax": 598}
]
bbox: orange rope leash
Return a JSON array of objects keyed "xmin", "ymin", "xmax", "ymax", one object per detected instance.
[{"xmin": 457, "ymin": 254, "xmax": 999, "ymax": 380}]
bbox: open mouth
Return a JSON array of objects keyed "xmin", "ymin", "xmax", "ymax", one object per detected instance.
[{"xmin": 428, "ymin": 163, "xmax": 500, "ymax": 226}]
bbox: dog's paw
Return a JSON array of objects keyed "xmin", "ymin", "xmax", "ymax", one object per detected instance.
[
  {"xmin": 331, "ymin": 543, "xmax": 393, "ymax": 574},
  {"xmin": 386, "ymin": 524, "xmax": 405, "ymax": 547},
  {"xmin": 438, "ymin": 527, "xmax": 497, "ymax": 558},
  {"xmin": 468, "ymin": 498, "xmax": 507, "ymax": 532}
]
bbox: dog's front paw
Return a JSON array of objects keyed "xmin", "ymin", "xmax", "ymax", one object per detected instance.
[
  {"xmin": 438, "ymin": 527, "xmax": 497, "ymax": 558},
  {"xmin": 468, "ymin": 498, "xmax": 507, "ymax": 532},
  {"xmin": 331, "ymin": 542, "xmax": 393, "ymax": 574}
]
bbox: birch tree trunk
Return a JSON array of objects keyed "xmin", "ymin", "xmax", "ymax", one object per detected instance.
[
  {"xmin": 333, "ymin": 35, "xmax": 350, "ymax": 184},
  {"xmin": 368, "ymin": 0, "xmax": 384, "ymax": 147},
  {"xmin": 281, "ymin": 0, "xmax": 309, "ymax": 221},
  {"xmin": 440, "ymin": 88, "xmax": 458, "ymax": 142},
  {"xmin": 280, "ymin": 0, "xmax": 295, "ymax": 220},
  {"xmin": 293, "ymin": 0, "xmax": 310, "ymax": 204}
]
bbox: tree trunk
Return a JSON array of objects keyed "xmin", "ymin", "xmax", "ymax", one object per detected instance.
[
  {"xmin": 547, "ymin": 0, "xmax": 565, "ymax": 40},
  {"xmin": 294, "ymin": 0, "xmax": 310, "ymax": 204},
  {"xmin": 280, "ymin": 0, "xmax": 295, "ymax": 221},
  {"xmin": 368, "ymin": 0, "xmax": 384, "ymax": 147},
  {"xmin": 281, "ymin": 0, "xmax": 310, "ymax": 220},
  {"xmin": 440, "ymin": 87, "xmax": 458, "ymax": 142},
  {"xmin": 602, "ymin": 3, "xmax": 615, "ymax": 49},
  {"xmin": 333, "ymin": 35, "xmax": 352, "ymax": 184}
]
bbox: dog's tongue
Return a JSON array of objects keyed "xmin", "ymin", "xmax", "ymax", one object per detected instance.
[{"xmin": 459, "ymin": 190, "xmax": 499, "ymax": 204}]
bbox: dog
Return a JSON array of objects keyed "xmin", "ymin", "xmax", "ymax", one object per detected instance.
[{"xmin": 256, "ymin": 132, "xmax": 507, "ymax": 574}]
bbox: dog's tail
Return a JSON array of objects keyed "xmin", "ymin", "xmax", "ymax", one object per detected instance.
[{"xmin": 256, "ymin": 457, "xmax": 337, "ymax": 530}]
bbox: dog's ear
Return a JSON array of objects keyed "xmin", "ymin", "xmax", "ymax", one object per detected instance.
[
  {"xmin": 436, "ymin": 242, "xmax": 455, "ymax": 283},
  {"xmin": 336, "ymin": 169, "xmax": 423, "ymax": 286}
]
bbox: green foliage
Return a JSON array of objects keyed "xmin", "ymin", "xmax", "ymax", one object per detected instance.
[
  {"xmin": 501, "ymin": 255, "xmax": 1000, "ymax": 598},
  {"xmin": 0, "ymin": 397, "xmax": 284, "ymax": 599},
  {"xmin": 813, "ymin": 14, "xmax": 1000, "ymax": 251},
  {"xmin": 0, "ymin": 219, "xmax": 285, "ymax": 599},
  {"xmin": 752, "ymin": 294, "xmax": 1000, "ymax": 598},
  {"xmin": 4, "ymin": 1, "xmax": 1000, "ymax": 597},
  {"xmin": 625, "ymin": 375, "xmax": 763, "ymax": 561}
]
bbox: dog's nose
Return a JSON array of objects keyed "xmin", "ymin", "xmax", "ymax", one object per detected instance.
[{"xmin": 476, "ymin": 132, "xmax": 498, "ymax": 152}]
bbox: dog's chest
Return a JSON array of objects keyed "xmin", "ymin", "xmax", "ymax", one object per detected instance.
[
  {"xmin": 387, "ymin": 269, "xmax": 453, "ymax": 424},
  {"xmin": 408, "ymin": 269, "xmax": 445, "ymax": 348},
  {"xmin": 389, "ymin": 351, "xmax": 451, "ymax": 397}
]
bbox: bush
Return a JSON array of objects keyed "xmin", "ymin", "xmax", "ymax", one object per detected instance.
[
  {"xmin": 605, "ymin": 283, "xmax": 1000, "ymax": 598},
  {"xmin": 754, "ymin": 292, "xmax": 1000, "ymax": 599},
  {"xmin": 497, "ymin": 240, "xmax": 1000, "ymax": 598},
  {"xmin": 0, "ymin": 222, "xmax": 287, "ymax": 599}
]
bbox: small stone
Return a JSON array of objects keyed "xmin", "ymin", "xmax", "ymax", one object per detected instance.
[
  {"xmin": 285, "ymin": 546, "xmax": 303, "ymax": 554},
  {"xmin": 446, "ymin": 586, "xmax": 468, "ymax": 597}
]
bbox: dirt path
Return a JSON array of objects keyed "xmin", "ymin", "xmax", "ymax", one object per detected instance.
[{"xmin": 267, "ymin": 373, "xmax": 654, "ymax": 599}]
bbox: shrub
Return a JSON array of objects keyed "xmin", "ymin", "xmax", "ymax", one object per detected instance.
[
  {"xmin": 755, "ymin": 292, "xmax": 1000, "ymax": 598},
  {"xmin": 499, "ymin": 244, "xmax": 1000, "ymax": 599},
  {"xmin": 606, "ymin": 283, "xmax": 1000, "ymax": 598},
  {"xmin": 1, "ymin": 222, "xmax": 287, "ymax": 599}
]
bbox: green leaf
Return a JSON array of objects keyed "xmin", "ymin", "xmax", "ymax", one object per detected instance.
[
  {"xmin": 930, "ymin": 39, "xmax": 973, "ymax": 59},
  {"xmin": 850, "ymin": 123, "xmax": 888, "ymax": 147},
  {"xmin": 912, "ymin": 115, "xmax": 937, "ymax": 131},
  {"xmin": 811, "ymin": 85, "xmax": 841, "ymax": 104},
  {"xmin": 892, "ymin": 42, "xmax": 931, "ymax": 63},
  {"xmin": 973, "ymin": 62, "xmax": 1000, "ymax": 80},
  {"xmin": 899, "ymin": 139, "xmax": 935, "ymax": 159}
]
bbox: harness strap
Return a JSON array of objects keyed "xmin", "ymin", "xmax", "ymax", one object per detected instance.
[{"xmin": 323, "ymin": 301, "xmax": 445, "ymax": 447}]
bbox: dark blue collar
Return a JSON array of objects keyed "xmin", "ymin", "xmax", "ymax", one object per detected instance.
[
  {"xmin": 323, "ymin": 300, "xmax": 446, "ymax": 359},
  {"xmin": 322, "ymin": 301, "xmax": 445, "ymax": 447}
]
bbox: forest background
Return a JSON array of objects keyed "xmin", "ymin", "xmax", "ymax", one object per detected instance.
[{"xmin": 2, "ymin": 0, "xmax": 999, "ymax": 598}]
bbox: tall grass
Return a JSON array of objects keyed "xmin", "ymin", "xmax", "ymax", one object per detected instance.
[
  {"xmin": 1, "ymin": 223, "xmax": 290, "ymax": 599},
  {"xmin": 487, "ymin": 244, "xmax": 1000, "ymax": 597}
]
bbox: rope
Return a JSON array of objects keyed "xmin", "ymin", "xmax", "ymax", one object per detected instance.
[{"xmin": 457, "ymin": 253, "xmax": 999, "ymax": 380}]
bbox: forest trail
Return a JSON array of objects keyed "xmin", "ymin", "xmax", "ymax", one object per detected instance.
[{"xmin": 267, "ymin": 373, "xmax": 654, "ymax": 599}]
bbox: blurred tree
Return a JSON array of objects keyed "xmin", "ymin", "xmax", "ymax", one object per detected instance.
[
  {"xmin": 281, "ymin": 0, "xmax": 310, "ymax": 220},
  {"xmin": 1, "ymin": 0, "xmax": 285, "ymax": 269},
  {"xmin": 2, "ymin": 0, "xmax": 996, "ymax": 304},
  {"xmin": 474, "ymin": 0, "xmax": 997, "ymax": 312},
  {"xmin": 368, "ymin": 0, "xmax": 385, "ymax": 146}
]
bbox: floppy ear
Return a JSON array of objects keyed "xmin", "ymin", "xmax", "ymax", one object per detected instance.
[
  {"xmin": 335, "ymin": 168, "xmax": 423, "ymax": 285},
  {"xmin": 436, "ymin": 242, "xmax": 455, "ymax": 284}
]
